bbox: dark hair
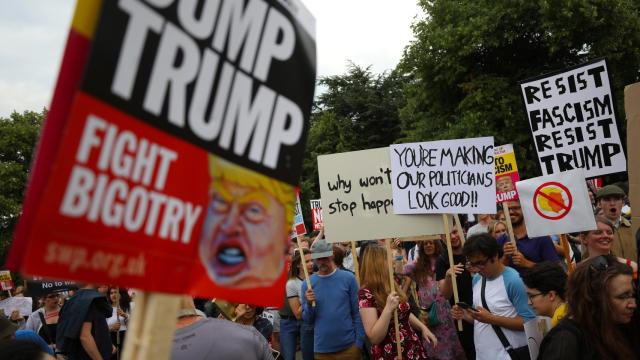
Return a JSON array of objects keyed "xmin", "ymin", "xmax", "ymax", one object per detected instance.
[
  {"xmin": 333, "ymin": 245, "xmax": 345, "ymax": 267},
  {"xmin": 412, "ymin": 240, "xmax": 443, "ymax": 281},
  {"xmin": 0, "ymin": 340, "xmax": 45, "ymax": 360},
  {"xmin": 566, "ymin": 255, "xmax": 636, "ymax": 359},
  {"xmin": 520, "ymin": 262, "xmax": 567, "ymax": 300},
  {"xmin": 107, "ymin": 287, "xmax": 131, "ymax": 313},
  {"xmin": 463, "ymin": 233, "xmax": 501, "ymax": 259},
  {"xmin": 288, "ymin": 248, "xmax": 310, "ymax": 279}
]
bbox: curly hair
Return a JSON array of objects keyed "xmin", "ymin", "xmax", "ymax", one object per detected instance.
[
  {"xmin": 411, "ymin": 240, "xmax": 443, "ymax": 283},
  {"xmin": 288, "ymin": 248, "xmax": 310, "ymax": 280},
  {"xmin": 566, "ymin": 255, "xmax": 636, "ymax": 359}
]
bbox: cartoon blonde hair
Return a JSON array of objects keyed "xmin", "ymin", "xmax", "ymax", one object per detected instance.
[{"xmin": 208, "ymin": 154, "xmax": 296, "ymax": 224}]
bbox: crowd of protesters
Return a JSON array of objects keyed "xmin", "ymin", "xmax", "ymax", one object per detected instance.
[{"xmin": 1, "ymin": 184, "xmax": 639, "ymax": 359}]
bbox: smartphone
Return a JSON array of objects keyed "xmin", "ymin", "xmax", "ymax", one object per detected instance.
[{"xmin": 456, "ymin": 301, "xmax": 478, "ymax": 312}]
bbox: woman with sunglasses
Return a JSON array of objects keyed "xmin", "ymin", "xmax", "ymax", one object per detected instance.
[
  {"xmin": 24, "ymin": 291, "xmax": 61, "ymax": 352},
  {"xmin": 403, "ymin": 240, "xmax": 465, "ymax": 359},
  {"xmin": 538, "ymin": 255, "xmax": 639, "ymax": 359},
  {"xmin": 580, "ymin": 216, "xmax": 638, "ymax": 280}
]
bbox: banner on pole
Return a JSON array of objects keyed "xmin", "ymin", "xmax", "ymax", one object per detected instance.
[
  {"xmin": 495, "ymin": 144, "xmax": 520, "ymax": 203},
  {"xmin": 8, "ymin": 0, "xmax": 316, "ymax": 306},
  {"xmin": 520, "ymin": 59, "xmax": 626, "ymax": 178},
  {"xmin": 516, "ymin": 169, "xmax": 597, "ymax": 237},
  {"xmin": 318, "ymin": 148, "xmax": 445, "ymax": 243},
  {"xmin": 389, "ymin": 137, "xmax": 496, "ymax": 214},
  {"xmin": 310, "ymin": 199, "xmax": 323, "ymax": 231},
  {"xmin": 290, "ymin": 191, "xmax": 307, "ymax": 238}
]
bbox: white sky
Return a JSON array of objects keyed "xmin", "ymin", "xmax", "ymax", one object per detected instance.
[{"xmin": 0, "ymin": 0, "xmax": 422, "ymax": 117}]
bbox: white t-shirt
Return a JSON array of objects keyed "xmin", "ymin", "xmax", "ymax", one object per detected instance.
[
  {"xmin": 467, "ymin": 223, "xmax": 489, "ymax": 237},
  {"xmin": 472, "ymin": 267, "xmax": 535, "ymax": 360},
  {"xmin": 106, "ymin": 307, "xmax": 128, "ymax": 331}
]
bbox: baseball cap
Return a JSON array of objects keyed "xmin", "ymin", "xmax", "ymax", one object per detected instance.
[
  {"xmin": 0, "ymin": 317, "xmax": 18, "ymax": 340},
  {"xmin": 310, "ymin": 238, "xmax": 333, "ymax": 259},
  {"xmin": 596, "ymin": 185, "xmax": 625, "ymax": 200}
]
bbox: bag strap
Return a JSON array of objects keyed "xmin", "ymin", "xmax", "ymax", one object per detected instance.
[
  {"xmin": 481, "ymin": 277, "xmax": 515, "ymax": 352},
  {"xmin": 38, "ymin": 311, "xmax": 53, "ymax": 344}
]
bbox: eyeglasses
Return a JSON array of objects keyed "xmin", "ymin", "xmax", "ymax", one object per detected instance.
[
  {"xmin": 467, "ymin": 257, "xmax": 491, "ymax": 269},
  {"xmin": 45, "ymin": 294, "xmax": 59, "ymax": 299},
  {"xmin": 527, "ymin": 292, "xmax": 545, "ymax": 300}
]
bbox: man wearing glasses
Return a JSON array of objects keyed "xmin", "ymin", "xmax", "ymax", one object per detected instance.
[{"xmin": 451, "ymin": 234, "xmax": 535, "ymax": 360}]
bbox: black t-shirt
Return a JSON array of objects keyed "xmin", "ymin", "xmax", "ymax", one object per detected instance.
[{"xmin": 75, "ymin": 304, "xmax": 113, "ymax": 360}]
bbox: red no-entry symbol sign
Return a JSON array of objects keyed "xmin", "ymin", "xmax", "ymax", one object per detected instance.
[{"xmin": 533, "ymin": 181, "xmax": 573, "ymax": 220}]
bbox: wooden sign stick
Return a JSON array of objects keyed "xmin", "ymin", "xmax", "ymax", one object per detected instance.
[
  {"xmin": 351, "ymin": 241, "xmax": 360, "ymax": 284},
  {"xmin": 560, "ymin": 234, "xmax": 574, "ymax": 273},
  {"xmin": 296, "ymin": 236, "xmax": 315, "ymax": 307},
  {"xmin": 503, "ymin": 202, "xmax": 517, "ymax": 247},
  {"xmin": 443, "ymin": 214, "xmax": 463, "ymax": 331},
  {"xmin": 385, "ymin": 239, "xmax": 403, "ymax": 360},
  {"xmin": 121, "ymin": 292, "xmax": 181, "ymax": 360}
]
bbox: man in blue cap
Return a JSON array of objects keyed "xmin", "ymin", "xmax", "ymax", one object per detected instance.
[{"xmin": 301, "ymin": 238, "xmax": 364, "ymax": 359}]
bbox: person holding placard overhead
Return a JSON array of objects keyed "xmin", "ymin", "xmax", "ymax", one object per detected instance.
[
  {"xmin": 301, "ymin": 238, "xmax": 364, "ymax": 359},
  {"xmin": 359, "ymin": 245, "xmax": 436, "ymax": 359},
  {"xmin": 497, "ymin": 200, "xmax": 560, "ymax": 274}
]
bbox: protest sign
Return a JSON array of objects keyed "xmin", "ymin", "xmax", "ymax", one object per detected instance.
[
  {"xmin": 290, "ymin": 191, "xmax": 307, "ymax": 238},
  {"xmin": 0, "ymin": 297, "xmax": 33, "ymax": 317},
  {"xmin": 310, "ymin": 199, "xmax": 323, "ymax": 231},
  {"xmin": 516, "ymin": 169, "xmax": 597, "ymax": 237},
  {"xmin": 389, "ymin": 137, "xmax": 496, "ymax": 214},
  {"xmin": 495, "ymin": 144, "xmax": 520, "ymax": 203},
  {"xmin": 0, "ymin": 271, "xmax": 14, "ymax": 291},
  {"xmin": 318, "ymin": 148, "xmax": 445, "ymax": 243},
  {"xmin": 520, "ymin": 59, "xmax": 626, "ymax": 178},
  {"xmin": 8, "ymin": 0, "xmax": 316, "ymax": 307},
  {"xmin": 25, "ymin": 280, "xmax": 78, "ymax": 297}
]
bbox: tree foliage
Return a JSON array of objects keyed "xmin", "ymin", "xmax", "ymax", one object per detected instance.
[
  {"xmin": 0, "ymin": 110, "xmax": 44, "ymax": 263},
  {"xmin": 399, "ymin": 0, "xmax": 640, "ymax": 177}
]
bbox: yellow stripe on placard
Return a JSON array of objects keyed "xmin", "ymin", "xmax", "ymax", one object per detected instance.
[{"xmin": 72, "ymin": 0, "xmax": 102, "ymax": 39}]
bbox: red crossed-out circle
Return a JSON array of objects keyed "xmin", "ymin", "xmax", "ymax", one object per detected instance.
[{"xmin": 533, "ymin": 181, "xmax": 573, "ymax": 220}]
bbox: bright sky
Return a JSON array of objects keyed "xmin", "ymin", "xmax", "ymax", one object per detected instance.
[{"xmin": 0, "ymin": 0, "xmax": 422, "ymax": 117}]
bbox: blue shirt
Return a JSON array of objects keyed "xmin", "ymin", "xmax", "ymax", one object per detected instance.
[
  {"xmin": 301, "ymin": 269, "xmax": 364, "ymax": 353},
  {"xmin": 497, "ymin": 234, "xmax": 560, "ymax": 273}
]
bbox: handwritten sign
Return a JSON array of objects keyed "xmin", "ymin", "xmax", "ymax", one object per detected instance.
[
  {"xmin": 520, "ymin": 59, "xmax": 626, "ymax": 178},
  {"xmin": 389, "ymin": 137, "xmax": 496, "ymax": 214},
  {"xmin": 495, "ymin": 144, "xmax": 520, "ymax": 203},
  {"xmin": 0, "ymin": 297, "xmax": 33, "ymax": 317},
  {"xmin": 310, "ymin": 199, "xmax": 323, "ymax": 231},
  {"xmin": 516, "ymin": 169, "xmax": 596, "ymax": 236},
  {"xmin": 318, "ymin": 148, "xmax": 444, "ymax": 243}
]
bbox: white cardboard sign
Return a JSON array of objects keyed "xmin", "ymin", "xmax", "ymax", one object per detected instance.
[
  {"xmin": 389, "ymin": 137, "xmax": 496, "ymax": 214},
  {"xmin": 520, "ymin": 59, "xmax": 626, "ymax": 178},
  {"xmin": 516, "ymin": 169, "xmax": 597, "ymax": 237},
  {"xmin": 318, "ymin": 148, "xmax": 445, "ymax": 243}
]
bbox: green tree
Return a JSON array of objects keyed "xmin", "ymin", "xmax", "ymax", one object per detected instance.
[
  {"xmin": 399, "ymin": 0, "xmax": 640, "ymax": 177},
  {"xmin": 0, "ymin": 110, "xmax": 44, "ymax": 264},
  {"xmin": 299, "ymin": 64, "xmax": 406, "ymax": 227}
]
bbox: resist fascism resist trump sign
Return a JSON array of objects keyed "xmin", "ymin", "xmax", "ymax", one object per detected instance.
[{"xmin": 8, "ymin": 0, "xmax": 316, "ymax": 306}]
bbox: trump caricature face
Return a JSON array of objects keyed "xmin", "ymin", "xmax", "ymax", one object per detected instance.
[{"xmin": 199, "ymin": 156, "xmax": 292, "ymax": 288}]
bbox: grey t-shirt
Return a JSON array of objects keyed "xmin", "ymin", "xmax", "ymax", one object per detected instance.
[{"xmin": 171, "ymin": 318, "xmax": 274, "ymax": 360}]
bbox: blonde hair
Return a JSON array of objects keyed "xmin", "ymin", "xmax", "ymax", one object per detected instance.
[
  {"xmin": 489, "ymin": 220, "xmax": 507, "ymax": 237},
  {"xmin": 359, "ymin": 245, "xmax": 407, "ymax": 309},
  {"xmin": 208, "ymin": 154, "xmax": 296, "ymax": 221}
]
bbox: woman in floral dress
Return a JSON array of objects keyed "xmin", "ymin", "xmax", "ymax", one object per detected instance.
[
  {"xmin": 403, "ymin": 240, "xmax": 466, "ymax": 360},
  {"xmin": 359, "ymin": 244, "xmax": 437, "ymax": 359}
]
